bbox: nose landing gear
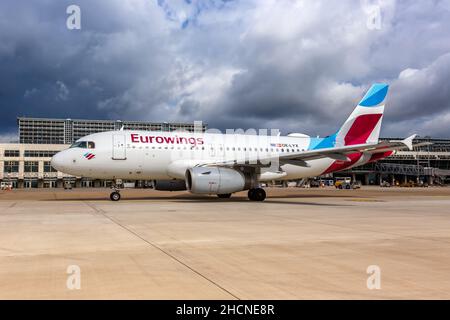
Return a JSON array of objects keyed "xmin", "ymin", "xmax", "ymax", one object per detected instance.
[
  {"xmin": 110, "ymin": 179, "xmax": 122, "ymax": 201},
  {"xmin": 248, "ymin": 188, "xmax": 266, "ymax": 201},
  {"xmin": 110, "ymin": 191, "xmax": 121, "ymax": 201}
]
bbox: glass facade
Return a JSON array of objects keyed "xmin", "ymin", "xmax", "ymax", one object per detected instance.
[{"xmin": 18, "ymin": 117, "xmax": 207, "ymax": 144}]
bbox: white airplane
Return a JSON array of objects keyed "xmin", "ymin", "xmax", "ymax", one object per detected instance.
[{"xmin": 51, "ymin": 83, "xmax": 427, "ymax": 201}]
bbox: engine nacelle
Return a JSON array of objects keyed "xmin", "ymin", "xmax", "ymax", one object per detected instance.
[
  {"xmin": 185, "ymin": 167, "xmax": 255, "ymax": 194},
  {"xmin": 153, "ymin": 179, "xmax": 187, "ymax": 191}
]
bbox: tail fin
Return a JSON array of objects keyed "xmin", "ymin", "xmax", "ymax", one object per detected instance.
[{"xmin": 335, "ymin": 83, "xmax": 388, "ymax": 146}]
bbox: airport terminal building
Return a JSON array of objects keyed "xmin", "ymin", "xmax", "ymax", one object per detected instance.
[
  {"xmin": 338, "ymin": 137, "xmax": 450, "ymax": 186},
  {"xmin": 1, "ymin": 117, "xmax": 450, "ymax": 188}
]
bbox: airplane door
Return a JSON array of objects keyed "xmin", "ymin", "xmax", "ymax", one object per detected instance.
[{"xmin": 112, "ymin": 134, "xmax": 127, "ymax": 160}]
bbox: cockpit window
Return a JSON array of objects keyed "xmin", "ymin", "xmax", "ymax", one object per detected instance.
[
  {"xmin": 70, "ymin": 141, "xmax": 95, "ymax": 149},
  {"xmin": 70, "ymin": 141, "xmax": 85, "ymax": 148}
]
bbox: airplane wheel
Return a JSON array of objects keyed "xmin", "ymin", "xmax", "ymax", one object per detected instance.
[
  {"xmin": 217, "ymin": 193, "xmax": 232, "ymax": 199},
  {"xmin": 110, "ymin": 191, "xmax": 121, "ymax": 201},
  {"xmin": 248, "ymin": 188, "xmax": 266, "ymax": 201}
]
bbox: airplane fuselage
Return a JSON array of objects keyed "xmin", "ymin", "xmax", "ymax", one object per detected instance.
[{"xmin": 51, "ymin": 130, "xmax": 387, "ymax": 181}]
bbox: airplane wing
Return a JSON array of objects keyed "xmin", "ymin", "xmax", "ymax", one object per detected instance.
[{"xmin": 199, "ymin": 135, "xmax": 431, "ymax": 169}]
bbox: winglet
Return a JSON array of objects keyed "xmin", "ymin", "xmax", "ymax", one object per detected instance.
[{"xmin": 402, "ymin": 134, "xmax": 417, "ymax": 151}]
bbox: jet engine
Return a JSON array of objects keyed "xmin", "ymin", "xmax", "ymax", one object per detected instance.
[
  {"xmin": 185, "ymin": 167, "xmax": 256, "ymax": 194},
  {"xmin": 153, "ymin": 179, "xmax": 187, "ymax": 191}
]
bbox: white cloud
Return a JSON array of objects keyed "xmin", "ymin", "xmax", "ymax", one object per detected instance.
[
  {"xmin": 24, "ymin": 88, "xmax": 39, "ymax": 99},
  {"xmin": 56, "ymin": 81, "xmax": 69, "ymax": 101},
  {"xmin": 398, "ymin": 68, "xmax": 419, "ymax": 79},
  {"xmin": 0, "ymin": 133, "xmax": 18, "ymax": 143}
]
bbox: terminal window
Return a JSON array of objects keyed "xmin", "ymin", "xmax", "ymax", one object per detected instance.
[
  {"xmin": 24, "ymin": 161, "xmax": 39, "ymax": 173},
  {"xmin": 3, "ymin": 161, "xmax": 19, "ymax": 173},
  {"xmin": 4, "ymin": 150, "xmax": 20, "ymax": 157},
  {"xmin": 24, "ymin": 150, "xmax": 58, "ymax": 158},
  {"xmin": 44, "ymin": 161, "xmax": 57, "ymax": 173}
]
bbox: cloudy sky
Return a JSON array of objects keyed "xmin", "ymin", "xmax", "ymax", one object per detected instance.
[{"xmin": 1, "ymin": 0, "xmax": 450, "ymax": 141}]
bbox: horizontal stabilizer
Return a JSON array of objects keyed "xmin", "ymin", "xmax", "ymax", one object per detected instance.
[{"xmin": 401, "ymin": 134, "xmax": 417, "ymax": 151}]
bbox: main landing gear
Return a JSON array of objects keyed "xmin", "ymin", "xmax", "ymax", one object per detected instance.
[
  {"xmin": 216, "ymin": 188, "xmax": 266, "ymax": 201},
  {"xmin": 248, "ymin": 188, "xmax": 266, "ymax": 201}
]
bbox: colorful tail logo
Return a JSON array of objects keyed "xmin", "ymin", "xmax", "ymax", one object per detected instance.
[
  {"xmin": 320, "ymin": 83, "xmax": 389, "ymax": 174},
  {"xmin": 83, "ymin": 152, "xmax": 95, "ymax": 160},
  {"xmin": 336, "ymin": 83, "xmax": 388, "ymax": 146}
]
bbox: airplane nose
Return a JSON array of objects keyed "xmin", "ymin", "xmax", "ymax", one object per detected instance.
[{"xmin": 51, "ymin": 152, "xmax": 66, "ymax": 172}]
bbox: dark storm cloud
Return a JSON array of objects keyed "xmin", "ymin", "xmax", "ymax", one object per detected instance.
[
  {"xmin": 0, "ymin": 0, "xmax": 174, "ymax": 135},
  {"xmin": 1, "ymin": 0, "xmax": 450, "ymax": 140}
]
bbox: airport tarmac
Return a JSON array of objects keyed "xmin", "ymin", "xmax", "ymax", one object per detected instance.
[{"xmin": 1, "ymin": 186, "xmax": 450, "ymax": 299}]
